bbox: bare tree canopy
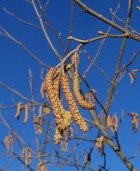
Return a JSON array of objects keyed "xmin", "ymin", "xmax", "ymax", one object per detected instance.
[{"xmin": 0, "ymin": 0, "xmax": 140, "ymax": 171}]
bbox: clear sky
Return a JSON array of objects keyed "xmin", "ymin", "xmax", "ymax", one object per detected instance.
[{"xmin": 0, "ymin": 0, "xmax": 140, "ymax": 171}]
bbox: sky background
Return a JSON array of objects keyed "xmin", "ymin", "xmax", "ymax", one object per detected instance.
[{"xmin": 0, "ymin": 0, "xmax": 140, "ymax": 171}]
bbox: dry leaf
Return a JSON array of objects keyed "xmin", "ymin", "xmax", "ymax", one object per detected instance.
[
  {"xmin": 22, "ymin": 147, "xmax": 31, "ymax": 166},
  {"xmin": 130, "ymin": 112, "xmax": 139, "ymax": 133},
  {"xmin": 128, "ymin": 69, "xmax": 139, "ymax": 84},
  {"xmin": 34, "ymin": 115, "xmax": 43, "ymax": 134},
  {"xmin": 4, "ymin": 134, "xmax": 13, "ymax": 152},
  {"xmin": 107, "ymin": 114, "xmax": 118, "ymax": 132},
  {"xmin": 84, "ymin": 152, "xmax": 91, "ymax": 165},
  {"xmin": 94, "ymin": 136, "xmax": 106, "ymax": 156}
]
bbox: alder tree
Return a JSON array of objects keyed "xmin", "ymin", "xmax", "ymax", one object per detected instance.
[{"xmin": 0, "ymin": 0, "xmax": 140, "ymax": 171}]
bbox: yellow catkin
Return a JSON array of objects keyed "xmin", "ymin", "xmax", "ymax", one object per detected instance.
[
  {"xmin": 15, "ymin": 102, "xmax": 24, "ymax": 119},
  {"xmin": 54, "ymin": 127, "xmax": 62, "ymax": 144},
  {"xmin": 37, "ymin": 162, "xmax": 47, "ymax": 171},
  {"xmin": 44, "ymin": 68, "xmax": 71, "ymax": 135},
  {"xmin": 53, "ymin": 78, "xmax": 72, "ymax": 130},
  {"xmin": 73, "ymin": 73, "xmax": 95, "ymax": 110},
  {"xmin": 61, "ymin": 74, "xmax": 88, "ymax": 132},
  {"xmin": 43, "ymin": 106, "xmax": 50, "ymax": 115},
  {"xmin": 22, "ymin": 104, "xmax": 29, "ymax": 123}
]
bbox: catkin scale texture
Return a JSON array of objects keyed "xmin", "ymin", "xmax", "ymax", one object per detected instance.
[
  {"xmin": 61, "ymin": 74, "xmax": 88, "ymax": 132},
  {"xmin": 44, "ymin": 68, "xmax": 72, "ymax": 143},
  {"xmin": 53, "ymin": 78, "xmax": 72, "ymax": 130},
  {"xmin": 44, "ymin": 68, "xmax": 64, "ymax": 131},
  {"xmin": 73, "ymin": 73, "xmax": 95, "ymax": 110}
]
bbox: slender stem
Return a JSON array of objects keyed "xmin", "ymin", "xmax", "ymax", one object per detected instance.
[
  {"xmin": 31, "ymin": 0, "xmax": 62, "ymax": 61},
  {"xmin": 75, "ymin": 0, "xmax": 140, "ymax": 42}
]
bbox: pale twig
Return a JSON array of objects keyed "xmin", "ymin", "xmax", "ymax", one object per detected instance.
[
  {"xmin": 74, "ymin": 0, "xmax": 140, "ymax": 42},
  {"xmin": 68, "ymin": 33, "xmax": 130, "ymax": 44},
  {"xmin": 82, "ymin": 2, "xmax": 121, "ymax": 79},
  {"xmin": 3, "ymin": 7, "xmax": 41, "ymax": 29},
  {"xmin": 128, "ymin": 141, "xmax": 140, "ymax": 160},
  {"xmin": 0, "ymin": 141, "xmax": 34, "ymax": 171},
  {"xmin": 118, "ymin": 50, "xmax": 140, "ymax": 74},
  {"xmin": 93, "ymin": 63, "xmax": 112, "ymax": 84},
  {"xmin": 56, "ymin": 44, "xmax": 83, "ymax": 68},
  {"xmin": 104, "ymin": 0, "xmax": 133, "ymax": 115},
  {"xmin": 67, "ymin": 0, "xmax": 75, "ymax": 53},
  {"xmin": 0, "ymin": 114, "xmax": 26, "ymax": 147},
  {"xmin": 38, "ymin": 0, "xmax": 67, "ymax": 55},
  {"xmin": 28, "ymin": 68, "xmax": 35, "ymax": 101},
  {"xmin": 0, "ymin": 25, "xmax": 49, "ymax": 68},
  {"xmin": 89, "ymin": 110, "xmax": 136, "ymax": 171},
  {"xmin": 110, "ymin": 8, "xmax": 140, "ymax": 36},
  {"xmin": 31, "ymin": 0, "xmax": 62, "ymax": 61},
  {"xmin": 0, "ymin": 81, "xmax": 39, "ymax": 104}
]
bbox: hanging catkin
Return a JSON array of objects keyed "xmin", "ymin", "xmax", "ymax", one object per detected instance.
[
  {"xmin": 73, "ymin": 73, "xmax": 95, "ymax": 110},
  {"xmin": 53, "ymin": 77, "xmax": 72, "ymax": 143},
  {"xmin": 44, "ymin": 68, "xmax": 72, "ymax": 143},
  {"xmin": 61, "ymin": 73, "xmax": 88, "ymax": 132}
]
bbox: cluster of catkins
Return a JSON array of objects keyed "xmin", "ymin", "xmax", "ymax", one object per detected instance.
[{"xmin": 43, "ymin": 65, "xmax": 95, "ymax": 143}]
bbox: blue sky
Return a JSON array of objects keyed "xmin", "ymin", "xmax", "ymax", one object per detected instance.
[{"xmin": 0, "ymin": 0, "xmax": 140, "ymax": 171}]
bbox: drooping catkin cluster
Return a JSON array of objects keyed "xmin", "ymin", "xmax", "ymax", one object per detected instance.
[
  {"xmin": 43, "ymin": 60, "xmax": 96, "ymax": 143},
  {"xmin": 73, "ymin": 73, "xmax": 95, "ymax": 110},
  {"xmin": 44, "ymin": 68, "xmax": 72, "ymax": 143},
  {"xmin": 61, "ymin": 73, "xmax": 88, "ymax": 132}
]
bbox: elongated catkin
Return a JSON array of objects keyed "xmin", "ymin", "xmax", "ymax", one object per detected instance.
[
  {"xmin": 61, "ymin": 74, "xmax": 88, "ymax": 132},
  {"xmin": 44, "ymin": 68, "xmax": 71, "ymax": 134},
  {"xmin": 73, "ymin": 73, "xmax": 95, "ymax": 110},
  {"xmin": 53, "ymin": 78, "xmax": 72, "ymax": 131}
]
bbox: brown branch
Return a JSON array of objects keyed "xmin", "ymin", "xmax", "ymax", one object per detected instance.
[
  {"xmin": 3, "ymin": 7, "xmax": 41, "ymax": 29},
  {"xmin": 89, "ymin": 110, "xmax": 136, "ymax": 171},
  {"xmin": 104, "ymin": 0, "xmax": 134, "ymax": 115},
  {"xmin": 118, "ymin": 50, "xmax": 140, "ymax": 74},
  {"xmin": 0, "ymin": 25, "xmax": 49, "ymax": 68},
  {"xmin": 38, "ymin": 1, "xmax": 67, "ymax": 55},
  {"xmin": 68, "ymin": 32, "xmax": 130, "ymax": 44},
  {"xmin": 0, "ymin": 81, "xmax": 39, "ymax": 104},
  {"xmin": 74, "ymin": 0, "xmax": 140, "ymax": 42},
  {"xmin": 67, "ymin": 0, "xmax": 75, "ymax": 53},
  {"xmin": 31, "ymin": 0, "xmax": 62, "ymax": 61}
]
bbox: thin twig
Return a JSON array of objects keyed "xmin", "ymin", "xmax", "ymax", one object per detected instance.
[
  {"xmin": 0, "ymin": 25, "xmax": 49, "ymax": 68},
  {"xmin": 74, "ymin": 0, "xmax": 140, "ymax": 42},
  {"xmin": 31, "ymin": 0, "xmax": 62, "ymax": 61}
]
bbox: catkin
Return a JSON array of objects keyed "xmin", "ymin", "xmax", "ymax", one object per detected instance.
[
  {"xmin": 73, "ymin": 73, "xmax": 95, "ymax": 110},
  {"xmin": 54, "ymin": 127, "xmax": 62, "ymax": 144},
  {"xmin": 15, "ymin": 102, "xmax": 24, "ymax": 119},
  {"xmin": 44, "ymin": 68, "xmax": 71, "ymax": 133},
  {"xmin": 53, "ymin": 78, "xmax": 72, "ymax": 131},
  {"xmin": 22, "ymin": 104, "xmax": 29, "ymax": 123},
  {"xmin": 61, "ymin": 74, "xmax": 88, "ymax": 132}
]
